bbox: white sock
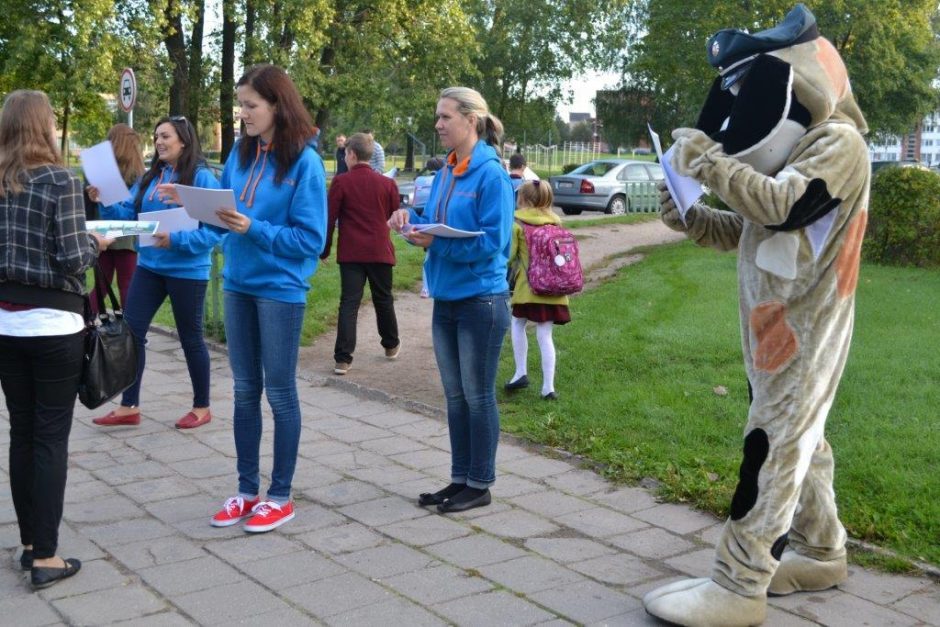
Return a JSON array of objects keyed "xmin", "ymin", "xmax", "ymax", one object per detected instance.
[
  {"xmin": 510, "ymin": 316, "xmax": 528, "ymax": 381},
  {"xmin": 536, "ymin": 321, "xmax": 556, "ymax": 395}
]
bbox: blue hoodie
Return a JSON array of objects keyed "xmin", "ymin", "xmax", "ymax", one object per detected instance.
[
  {"xmin": 100, "ymin": 165, "xmax": 223, "ymax": 280},
  {"xmin": 408, "ymin": 140, "xmax": 514, "ymax": 300},
  {"xmin": 217, "ymin": 141, "xmax": 327, "ymax": 303}
]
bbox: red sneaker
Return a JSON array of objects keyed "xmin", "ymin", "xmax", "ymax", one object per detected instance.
[
  {"xmin": 92, "ymin": 410, "xmax": 140, "ymax": 426},
  {"xmin": 243, "ymin": 500, "xmax": 295, "ymax": 533},
  {"xmin": 175, "ymin": 410, "xmax": 212, "ymax": 429},
  {"xmin": 210, "ymin": 496, "xmax": 259, "ymax": 527}
]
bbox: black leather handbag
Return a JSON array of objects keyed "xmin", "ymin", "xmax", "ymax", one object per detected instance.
[{"xmin": 78, "ymin": 264, "xmax": 138, "ymax": 410}]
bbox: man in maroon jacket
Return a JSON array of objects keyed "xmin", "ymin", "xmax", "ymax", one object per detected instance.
[{"xmin": 321, "ymin": 133, "xmax": 401, "ymax": 375}]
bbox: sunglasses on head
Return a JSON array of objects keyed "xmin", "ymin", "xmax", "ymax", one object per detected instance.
[{"xmin": 169, "ymin": 115, "xmax": 188, "ymax": 123}]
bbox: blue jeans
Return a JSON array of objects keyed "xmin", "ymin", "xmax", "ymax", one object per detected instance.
[
  {"xmin": 122, "ymin": 267, "xmax": 210, "ymax": 408},
  {"xmin": 432, "ymin": 292, "xmax": 510, "ymax": 488},
  {"xmin": 224, "ymin": 290, "xmax": 305, "ymax": 500}
]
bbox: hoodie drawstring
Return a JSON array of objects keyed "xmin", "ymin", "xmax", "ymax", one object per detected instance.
[
  {"xmin": 240, "ymin": 142, "xmax": 271, "ymax": 209},
  {"xmin": 147, "ymin": 166, "xmax": 175, "ymax": 202}
]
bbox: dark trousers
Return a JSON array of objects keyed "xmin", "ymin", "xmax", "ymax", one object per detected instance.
[
  {"xmin": 0, "ymin": 331, "xmax": 84, "ymax": 558},
  {"xmin": 90, "ymin": 249, "xmax": 138, "ymax": 314},
  {"xmin": 334, "ymin": 262, "xmax": 399, "ymax": 364},
  {"xmin": 121, "ymin": 267, "xmax": 210, "ymax": 408}
]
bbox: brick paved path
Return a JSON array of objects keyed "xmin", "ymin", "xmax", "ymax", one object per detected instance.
[{"xmin": 1, "ymin": 333, "xmax": 937, "ymax": 625}]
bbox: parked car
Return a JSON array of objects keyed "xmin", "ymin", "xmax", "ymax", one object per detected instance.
[
  {"xmin": 871, "ymin": 160, "xmax": 930, "ymax": 175},
  {"xmin": 399, "ymin": 163, "xmax": 443, "ymax": 214},
  {"xmin": 549, "ymin": 159, "xmax": 664, "ymax": 215}
]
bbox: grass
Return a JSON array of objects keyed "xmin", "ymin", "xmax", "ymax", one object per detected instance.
[
  {"xmin": 565, "ymin": 213, "xmax": 659, "ymax": 229},
  {"xmin": 138, "ymin": 232, "xmax": 426, "ymax": 346},
  {"xmin": 496, "ymin": 241, "xmax": 940, "ymax": 568}
]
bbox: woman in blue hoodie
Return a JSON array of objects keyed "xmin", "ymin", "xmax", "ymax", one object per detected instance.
[
  {"xmin": 389, "ymin": 87, "xmax": 514, "ymax": 513},
  {"xmin": 90, "ymin": 115, "xmax": 221, "ymax": 431},
  {"xmin": 199, "ymin": 64, "xmax": 326, "ymax": 533}
]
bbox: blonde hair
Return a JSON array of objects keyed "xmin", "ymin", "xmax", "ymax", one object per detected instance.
[
  {"xmin": 0, "ymin": 90, "xmax": 61, "ymax": 196},
  {"xmin": 107, "ymin": 124, "xmax": 145, "ymax": 186},
  {"xmin": 439, "ymin": 87, "xmax": 504, "ymax": 147},
  {"xmin": 517, "ymin": 180, "xmax": 554, "ymax": 213}
]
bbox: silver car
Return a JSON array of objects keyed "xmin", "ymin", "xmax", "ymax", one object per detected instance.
[{"xmin": 549, "ymin": 159, "xmax": 664, "ymax": 215}]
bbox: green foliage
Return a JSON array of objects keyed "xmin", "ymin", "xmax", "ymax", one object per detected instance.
[
  {"xmin": 865, "ymin": 167, "xmax": 940, "ymax": 267},
  {"xmin": 561, "ymin": 163, "xmax": 579, "ymax": 174},
  {"xmin": 619, "ymin": 0, "xmax": 940, "ymax": 138},
  {"xmin": 498, "ymin": 242, "xmax": 940, "ymax": 567}
]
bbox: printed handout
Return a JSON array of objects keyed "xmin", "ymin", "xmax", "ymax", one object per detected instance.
[
  {"xmin": 137, "ymin": 208, "xmax": 199, "ymax": 247},
  {"xmin": 175, "ymin": 185, "xmax": 237, "ymax": 230},
  {"xmin": 80, "ymin": 141, "xmax": 133, "ymax": 206},
  {"xmin": 401, "ymin": 223, "xmax": 484, "ymax": 238},
  {"xmin": 648, "ymin": 124, "xmax": 704, "ymax": 224},
  {"xmin": 86, "ymin": 220, "xmax": 159, "ymax": 238}
]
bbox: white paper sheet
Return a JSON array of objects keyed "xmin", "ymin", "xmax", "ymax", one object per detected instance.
[
  {"xmin": 175, "ymin": 185, "xmax": 237, "ymax": 230},
  {"xmin": 86, "ymin": 220, "xmax": 159, "ymax": 238},
  {"xmin": 403, "ymin": 223, "xmax": 484, "ymax": 238},
  {"xmin": 80, "ymin": 141, "xmax": 133, "ymax": 206},
  {"xmin": 137, "ymin": 208, "xmax": 200, "ymax": 247},
  {"xmin": 648, "ymin": 124, "xmax": 704, "ymax": 224}
]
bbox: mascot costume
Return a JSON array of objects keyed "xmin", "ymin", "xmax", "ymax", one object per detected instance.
[{"xmin": 644, "ymin": 5, "xmax": 869, "ymax": 626}]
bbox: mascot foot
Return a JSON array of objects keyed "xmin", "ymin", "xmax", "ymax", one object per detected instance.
[
  {"xmin": 768, "ymin": 551, "xmax": 847, "ymax": 596},
  {"xmin": 643, "ymin": 577, "xmax": 766, "ymax": 626}
]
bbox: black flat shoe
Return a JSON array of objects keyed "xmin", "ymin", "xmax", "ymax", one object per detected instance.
[
  {"xmin": 31, "ymin": 558, "xmax": 81, "ymax": 590},
  {"xmin": 19, "ymin": 549, "xmax": 32, "ymax": 571},
  {"xmin": 437, "ymin": 489, "xmax": 491, "ymax": 513},
  {"xmin": 418, "ymin": 483, "xmax": 465, "ymax": 506},
  {"xmin": 542, "ymin": 392, "xmax": 558, "ymax": 401},
  {"xmin": 504, "ymin": 375, "xmax": 529, "ymax": 391}
]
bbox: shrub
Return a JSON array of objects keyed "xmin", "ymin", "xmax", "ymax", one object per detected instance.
[
  {"xmin": 865, "ymin": 167, "xmax": 940, "ymax": 267},
  {"xmin": 562, "ymin": 163, "xmax": 580, "ymax": 174}
]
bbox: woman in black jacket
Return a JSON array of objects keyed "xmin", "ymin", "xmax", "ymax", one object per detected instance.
[{"xmin": 0, "ymin": 90, "xmax": 107, "ymax": 589}]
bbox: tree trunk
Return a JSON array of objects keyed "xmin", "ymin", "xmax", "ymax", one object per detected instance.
[
  {"xmin": 162, "ymin": 0, "xmax": 189, "ymax": 116},
  {"xmin": 187, "ymin": 0, "xmax": 205, "ymax": 132},
  {"xmin": 244, "ymin": 0, "xmax": 257, "ymax": 68},
  {"xmin": 60, "ymin": 100, "xmax": 70, "ymax": 161},
  {"xmin": 220, "ymin": 0, "xmax": 236, "ymax": 162}
]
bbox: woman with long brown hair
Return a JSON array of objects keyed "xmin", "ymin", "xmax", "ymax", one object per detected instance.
[
  {"xmin": 0, "ymin": 89, "xmax": 107, "ymax": 589},
  {"xmin": 85, "ymin": 123, "xmax": 144, "ymax": 311}
]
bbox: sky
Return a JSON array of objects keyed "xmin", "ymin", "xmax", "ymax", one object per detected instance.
[{"xmin": 556, "ymin": 71, "xmax": 622, "ymax": 121}]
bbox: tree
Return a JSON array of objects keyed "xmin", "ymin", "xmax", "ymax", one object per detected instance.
[
  {"xmin": 0, "ymin": 0, "xmax": 119, "ymax": 158},
  {"xmin": 464, "ymin": 0, "xmax": 633, "ymax": 141},
  {"xmin": 620, "ymin": 0, "xmax": 940, "ymax": 139}
]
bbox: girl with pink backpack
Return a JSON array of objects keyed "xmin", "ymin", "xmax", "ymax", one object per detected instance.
[{"xmin": 505, "ymin": 180, "xmax": 574, "ymax": 400}]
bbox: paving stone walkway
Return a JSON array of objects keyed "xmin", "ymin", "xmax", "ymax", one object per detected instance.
[{"xmin": 1, "ymin": 332, "xmax": 937, "ymax": 626}]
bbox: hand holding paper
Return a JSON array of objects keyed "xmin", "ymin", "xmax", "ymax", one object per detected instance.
[
  {"xmin": 80, "ymin": 141, "xmax": 132, "ymax": 206},
  {"xmin": 174, "ymin": 185, "xmax": 238, "ymax": 230},
  {"xmin": 648, "ymin": 124, "xmax": 704, "ymax": 224}
]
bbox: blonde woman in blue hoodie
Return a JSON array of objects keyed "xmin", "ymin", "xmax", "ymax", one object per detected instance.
[
  {"xmin": 388, "ymin": 87, "xmax": 514, "ymax": 514},
  {"xmin": 173, "ymin": 65, "xmax": 326, "ymax": 533}
]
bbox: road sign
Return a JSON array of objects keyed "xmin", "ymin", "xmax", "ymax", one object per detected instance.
[{"xmin": 119, "ymin": 68, "xmax": 137, "ymax": 113}]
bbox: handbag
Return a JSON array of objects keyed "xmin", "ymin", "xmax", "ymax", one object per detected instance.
[{"xmin": 78, "ymin": 264, "xmax": 139, "ymax": 410}]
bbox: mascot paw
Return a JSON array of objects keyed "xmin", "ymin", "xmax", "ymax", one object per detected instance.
[
  {"xmin": 658, "ymin": 181, "xmax": 688, "ymax": 232},
  {"xmin": 768, "ymin": 551, "xmax": 848, "ymax": 596},
  {"xmin": 671, "ymin": 128, "xmax": 721, "ymax": 177},
  {"xmin": 643, "ymin": 577, "xmax": 767, "ymax": 627}
]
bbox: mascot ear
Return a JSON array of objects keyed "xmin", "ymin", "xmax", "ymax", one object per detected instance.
[
  {"xmin": 696, "ymin": 76, "xmax": 736, "ymax": 137},
  {"xmin": 708, "ymin": 54, "xmax": 812, "ymax": 175}
]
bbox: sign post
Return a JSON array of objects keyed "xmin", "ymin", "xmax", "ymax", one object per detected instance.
[{"xmin": 119, "ymin": 68, "xmax": 137, "ymax": 128}]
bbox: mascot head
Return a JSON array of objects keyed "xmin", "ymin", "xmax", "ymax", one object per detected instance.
[{"xmin": 696, "ymin": 3, "xmax": 867, "ymax": 175}]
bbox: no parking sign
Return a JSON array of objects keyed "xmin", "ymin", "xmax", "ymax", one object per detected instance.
[{"xmin": 119, "ymin": 68, "xmax": 136, "ymax": 113}]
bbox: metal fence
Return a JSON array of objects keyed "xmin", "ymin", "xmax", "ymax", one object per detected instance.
[{"xmin": 625, "ymin": 181, "xmax": 659, "ymax": 213}]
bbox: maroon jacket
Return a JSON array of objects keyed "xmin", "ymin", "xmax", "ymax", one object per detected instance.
[{"xmin": 321, "ymin": 163, "xmax": 399, "ymax": 264}]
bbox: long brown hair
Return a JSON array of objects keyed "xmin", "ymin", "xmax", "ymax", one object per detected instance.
[
  {"xmin": 0, "ymin": 90, "xmax": 61, "ymax": 197},
  {"xmin": 136, "ymin": 116, "xmax": 206, "ymax": 213},
  {"xmin": 237, "ymin": 64, "xmax": 315, "ymax": 183},
  {"xmin": 107, "ymin": 123, "xmax": 145, "ymax": 187}
]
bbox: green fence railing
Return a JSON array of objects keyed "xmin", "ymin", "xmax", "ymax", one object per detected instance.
[{"xmin": 625, "ymin": 181, "xmax": 659, "ymax": 213}]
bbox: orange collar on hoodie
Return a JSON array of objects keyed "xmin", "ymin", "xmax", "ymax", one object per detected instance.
[
  {"xmin": 446, "ymin": 151, "xmax": 471, "ymax": 176},
  {"xmin": 147, "ymin": 164, "xmax": 176, "ymax": 202},
  {"xmin": 240, "ymin": 141, "xmax": 273, "ymax": 208}
]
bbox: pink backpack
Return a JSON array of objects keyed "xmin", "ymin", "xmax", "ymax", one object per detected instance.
[{"xmin": 521, "ymin": 222, "xmax": 583, "ymax": 296}]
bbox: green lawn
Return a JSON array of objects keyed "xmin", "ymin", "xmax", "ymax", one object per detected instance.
[{"xmin": 496, "ymin": 241, "xmax": 940, "ymax": 568}]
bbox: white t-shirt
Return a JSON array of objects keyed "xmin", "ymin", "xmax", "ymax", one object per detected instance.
[{"xmin": 0, "ymin": 308, "xmax": 84, "ymax": 337}]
